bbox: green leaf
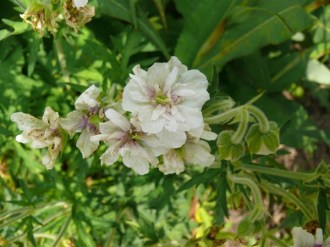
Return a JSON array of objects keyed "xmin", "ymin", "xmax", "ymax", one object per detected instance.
[
  {"xmin": 214, "ymin": 170, "xmax": 229, "ymax": 225},
  {"xmin": 177, "ymin": 169, "xmax": 220, "ymax": 193},
  {"xmin": 97, "ymin": 0, "xmax": 169, "ymax": 58},
  {"xmin": 28, "ymin": 36, "xmax": 41, "ymax": 77},
  {"xmin": 198, "ymin": 0, "xmax": 313, "ymax": 70},
  {"xmin": 175, "ymin": 0, "xmax": 235, "ymax": 67},
  {"xmin": 0, "ymin": 19, "xmax": 30, "ymax": 41}
]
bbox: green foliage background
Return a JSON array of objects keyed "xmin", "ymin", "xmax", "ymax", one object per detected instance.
[{"xmin": 0, "ymin": 0, "xmax": 330, "ymax": 246}]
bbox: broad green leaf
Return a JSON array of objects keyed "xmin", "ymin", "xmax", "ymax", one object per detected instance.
[
  {"xmin": 270, "ymin": 51, "xmax": 310, "ymax": 91},
  {"xmin": 97, "ymin": 0, "xmax": 170, "ymax": 58},
  {"xmin": 198, "ymin": 0, "xmax": 313, "ymax": 70},
  {"xmin": 175, "ymin": 0, "xmax": 235, "ymax": 67}
]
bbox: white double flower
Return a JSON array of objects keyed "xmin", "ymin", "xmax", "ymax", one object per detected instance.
[{"xmin": 122, "ymin": 56, "xmax": 210, "ymax": 149}]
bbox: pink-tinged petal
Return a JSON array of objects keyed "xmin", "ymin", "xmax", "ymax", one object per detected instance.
[
  {"xmin": 75, "ymin": 85, "xmax": 100, "ymax": 111},
  {"xmin": 60, "ymin": 111, "xmax": 84, "ymax": 136},
  {"xmin": 42, "ymin": 107, "xmax": 60, "ymax": 129},
  {"xmin": 100, "ymin": 147, "xmax": 120, "ymax": 166},
  {"xmin": 11, "ymin": 112, "xmax": 45, "ymax": 131},
  {"xmin": 105, "ymin": 109, "xmax": 130, "ymax": 131},
  {"xmin": 76, "ymin": 129, "xmax": 99, "ymax": 158}
]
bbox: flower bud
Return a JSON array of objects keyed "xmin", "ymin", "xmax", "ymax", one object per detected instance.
[
  {"xmin": 245, "ymin": 121, "xmax": 279, "ymax": 155},
  {"xmin": 217, "ymin": 130, "xmax": 245, "ymax": 161}
]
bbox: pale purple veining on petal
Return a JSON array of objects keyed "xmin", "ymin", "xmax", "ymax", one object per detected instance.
[
  {"xmin": 90, "ymin": 105, "xmax": 99, "ymax": 114},
  {"xmin": 77, "ymin": 115, "xmax": 98, "ymax": 134}
]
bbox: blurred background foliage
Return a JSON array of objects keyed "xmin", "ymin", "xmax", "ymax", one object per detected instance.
[{"xmin": 0, "ymin": 0, "xmax": 330, "ymax": 246}]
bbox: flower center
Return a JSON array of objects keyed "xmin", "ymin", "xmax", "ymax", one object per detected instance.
[{"xmin": 155, "ymin": 94, "xmax": 171, "ymax": 105}]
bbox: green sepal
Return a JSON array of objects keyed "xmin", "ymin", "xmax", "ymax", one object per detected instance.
[
  {"xmin": 245, "ymin": 121, "xmax": 279, "ymax": 155},
  {"xmin": 237, "ymin": 219, "xmax": 255, "ymax": 236},
  {"xmin": 217, "ymin": 130, "xmax": 245, "ymax": 161}
]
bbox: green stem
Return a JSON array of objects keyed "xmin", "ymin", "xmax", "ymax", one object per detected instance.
[
  {"xmin": 203, "ymin": 98, "xmax": 235, "ymax": 117},
  {"xmin": 228, "ymin": 174, "xmax": 264, "ymax": 221},
  {"xmin": 51, "ymin": 213, "xmax": 72, "ymax": 247},
  {"xmin": 242, "ymin": 164, "xmax": 315, "ymax": 181},
  {"xmin": 204, "ymin": 107, "xmax": 242, "ymax": 124},
  {"xmin": 246, "ymin": 105, "xmax": 269, "ymax": 133},
  {"xmin": 261, "ymin": 180, "xmax": 315, "ymax": 220},
  {"xmin": 54, "ymin": 39, "xmax": 70, "ymax": 82},
  {"xmin": 104, "ymin": 208, "xmax": 127, "ymax": 247},
  {"xmin": 230, "ymin": 109, "xmax": 249, "ymax": 144},
  {"xmin": 266, "ymin": 234, "xmax": 290, "ymax": 247}
]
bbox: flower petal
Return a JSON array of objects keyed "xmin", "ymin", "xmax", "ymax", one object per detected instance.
[
  {"xmin": 75, "ymin": 85, "xmax": 100, "ymax": 111},
  {"xmin": 156, "ymin": 129, "xmax": 186, "ymax": 149},
  {"xmin": 184, "ymin": 140, "xmax": 215, "ymax": 167},
  {"xmin": 60, "ymin": 111, "xmax": 84, "ymax": 136},
  {"xmin": 11, "ymin": 112, "xmax": 45, "ymax": 131},
  {"xmin": 42, "ymin": 107, "xmax": 59, "ymax": 129},
  {"xmin": 105, "ymin": 109, "xmax": 130, "ymax": 131},
  {"xmin": 100, "ymin": 147, "xmax": 120, "ymax": 166},
  {"xmin": 292, "ymin": 227, "xmax": 315, "ymax": 247},
  {"xmin": 73, "ymin": 0, "xmax": 88, "ymax": 8},
  {"xmin": 159, "ymin": 149, "xmax": 185, "ymax": 175},
  {"xmin": 76, "ymin": 129, "xmax": 99, "ymax": 158}
]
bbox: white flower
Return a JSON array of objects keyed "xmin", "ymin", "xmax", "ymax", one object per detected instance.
[
  {"xmin": 91, "ymin": 109, "xmax": 158, "ymax": 175},
  {"xmin": 60, "ymin": 85, "xmax": 101, "ymax": 158},
  {"xmin": 292, "ymin": 227, "xmax": 330, "ymax": 247},
  {"xmin": 159, "ymin": 134, "xmax": 215, "ymax": 175},
  {"xmin": 73, "ymin": 0, "xmax": 88, "ymax": 8},
  {"xmin": 11, "ymin": 107, "xmax": 62, "ymax": 169},
  {"xmin": 122, "ymin": 56, "xmax": 210, "ymax": 148}
]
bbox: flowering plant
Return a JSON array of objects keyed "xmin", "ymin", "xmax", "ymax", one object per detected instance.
[{"xmin": 1, "ymin": 0, "xmax": 330, "ymax": 246}]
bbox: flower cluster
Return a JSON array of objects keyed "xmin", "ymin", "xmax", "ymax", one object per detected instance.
[
  {"xmin": 20, "ymin": 0, "xmax": 94, "ymax": 35},
  {"xmin": 11, "ymin": 57, "xmax": 217, "ymax": 175}
]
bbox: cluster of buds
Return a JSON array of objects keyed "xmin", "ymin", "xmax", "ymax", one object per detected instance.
[
  {"xmin": 204, "ymin": 96, "xmax": 280, "ymax": 162},
  {"xmin": 20, "ymin": 0, "xmax": 95, "ymax": 35}
]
